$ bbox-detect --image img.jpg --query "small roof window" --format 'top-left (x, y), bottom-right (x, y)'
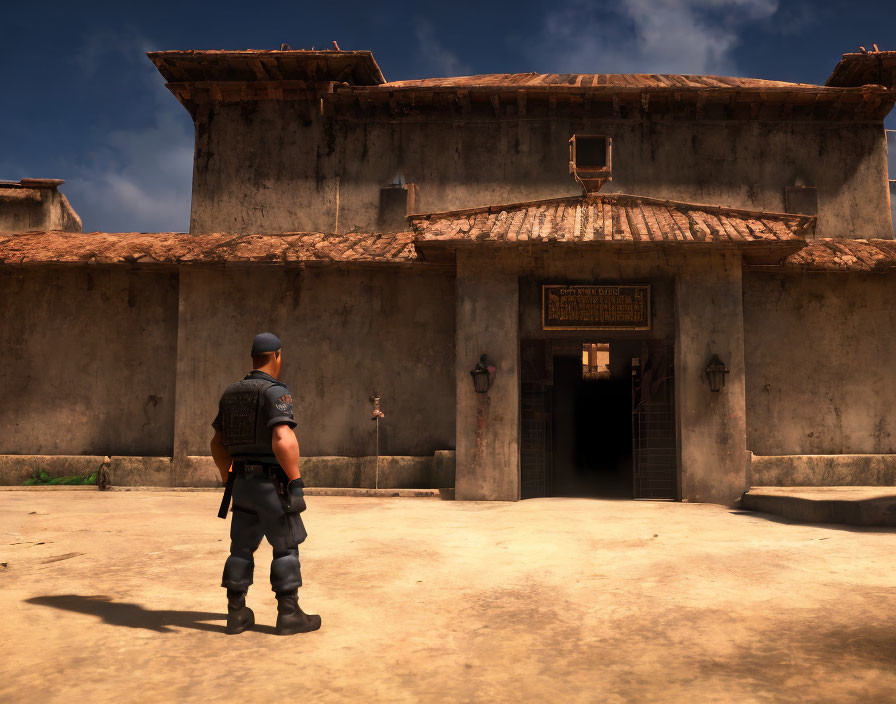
top-left (569, 135), bottom-right (612, 193)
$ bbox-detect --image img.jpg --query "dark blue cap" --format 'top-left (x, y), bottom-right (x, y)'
top-left (251, 332), bottom-right (282, 355)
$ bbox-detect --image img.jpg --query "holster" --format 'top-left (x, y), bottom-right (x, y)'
top-left (273, 466), bottom-right (290, 505)
top-left (274, 470), bottom-right (307, 545)
top-left (217, 472), bottom-right (235, 519)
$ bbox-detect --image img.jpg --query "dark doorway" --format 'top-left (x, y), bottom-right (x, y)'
top-left (550, 344), bottom-right (633, 498)
top-left (519, 339), bottom-right (677, 500)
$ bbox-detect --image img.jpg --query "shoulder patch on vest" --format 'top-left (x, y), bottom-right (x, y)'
top-left (275, 393), bottom-right (293, 415)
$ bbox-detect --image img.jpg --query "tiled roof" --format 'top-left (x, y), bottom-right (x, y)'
top-left (4, 228), bottom-right (894, 273)
top-left (149, 50), bottom-right (895, 120)
top-left (409, 194), bottom-right (814, 248)
top-left (783, 238), bottom-right (896, 271)
top-left (0, 232), bottom-right (417, 265)
top-left (382, 73), bottom-right (819, 91)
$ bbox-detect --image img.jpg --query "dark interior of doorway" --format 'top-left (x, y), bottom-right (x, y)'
top-left (520, 338), bottom-right (676, 500)
top-left (550, 341), bottom-right (639, 499)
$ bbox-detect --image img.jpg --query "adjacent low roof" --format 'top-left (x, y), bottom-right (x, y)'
top-left (826, 50), bottom-right (896, 88)
top-left (0, 232), bottom-right (417, 265)
top-left (409, 194), bottom-right (813, 256)
top-left (783, 238), bottom-right (896, 271)
top-left (8, 203), bottom-right (895, 273)
top-left (0, 179), bottom-right (66, 205)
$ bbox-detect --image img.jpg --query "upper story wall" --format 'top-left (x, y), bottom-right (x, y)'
top-left (188, 102), bottom-right (892, 238)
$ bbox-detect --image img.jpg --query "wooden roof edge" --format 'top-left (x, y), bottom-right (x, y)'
top-left (146, 49), bottom-right (386, 86)
top-left (147, 49), bottom-right (380, 58)
top-left (826, 50), bottom-right (896, 88)
top-left (343, 83), bottom-right (895, 97)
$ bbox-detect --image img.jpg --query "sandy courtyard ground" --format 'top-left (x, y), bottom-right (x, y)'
top-left (1, 490), bottom-right (895, 703)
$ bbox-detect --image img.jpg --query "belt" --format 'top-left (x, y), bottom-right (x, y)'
top-left (232, 459), bottom-right (283, 479)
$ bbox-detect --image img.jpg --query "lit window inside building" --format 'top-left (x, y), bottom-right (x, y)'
top-left (582, 343), bottom-right (610, 380)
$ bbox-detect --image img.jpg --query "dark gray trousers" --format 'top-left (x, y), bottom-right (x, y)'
top-left (221, 474), bottom-right (305, 594)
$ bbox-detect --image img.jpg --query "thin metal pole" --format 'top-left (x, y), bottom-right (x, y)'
top-left (375, 416), bottom-right (379, 490)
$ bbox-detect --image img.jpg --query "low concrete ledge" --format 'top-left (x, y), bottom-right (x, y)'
top-left (111, 457), bottom-right (173, 486)
top-left (0, 485), bottom-right (100, 491)
top-left (750, 454), bottom-right (896, 487)
top-left (299, 455), bottom-right (450, 489)
top-left (432, 451), bottom-right (456, 487)
top-left (0, 486), bottom-right (447, 498)
top-left (178, 455), bottom-right (455, 489)
top-left (181, 456), bottom-right (221, 487)
top-left (303, 488), bottom-right (443, 498)
top-left (0, 455), bottom-right (107, 485)
top-left (0, 455), bottom-right (174, 486)
top-left (0, 453), bottom-right (457, 489)
top-left (741, 486), bottom-right (896, 526)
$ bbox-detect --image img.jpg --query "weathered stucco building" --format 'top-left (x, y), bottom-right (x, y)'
top-left (0, 179), bottom-right (81, 235)
top-left (2, 47), bottom-right (896, 505)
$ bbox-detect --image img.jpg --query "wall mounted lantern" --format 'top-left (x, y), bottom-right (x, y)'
top-left (470, 354), bottom-right (497, 393)
top-left (704, 354), bottom-right (730, 392)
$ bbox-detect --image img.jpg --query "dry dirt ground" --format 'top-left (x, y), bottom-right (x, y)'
top-left (1, 491), bottom-right (895, 704)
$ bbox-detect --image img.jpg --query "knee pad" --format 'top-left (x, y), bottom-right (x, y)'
top-left (222, 555), bottom-right (255, 590)
top-left (270, 550), bottom-right (302, 592)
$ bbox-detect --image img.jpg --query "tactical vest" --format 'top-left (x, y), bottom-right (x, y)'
top-left (219, 377), bottom-right (287, 461)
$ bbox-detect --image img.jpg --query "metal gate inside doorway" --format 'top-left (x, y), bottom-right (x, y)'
top-left (631, 342), bottom-right (677, 500)
top-left (520, 340), bottom-right (552, 499)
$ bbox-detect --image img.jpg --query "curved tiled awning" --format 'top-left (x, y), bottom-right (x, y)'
top-left (409, 193), bottom-right (814, 248)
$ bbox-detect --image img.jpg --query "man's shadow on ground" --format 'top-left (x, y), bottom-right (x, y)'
top-left (25, 595), bottom-right (277, 635)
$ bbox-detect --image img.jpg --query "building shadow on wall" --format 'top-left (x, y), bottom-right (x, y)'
top-left (24, 594), bottom-right (276, 635)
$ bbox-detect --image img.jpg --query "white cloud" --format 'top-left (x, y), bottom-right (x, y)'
top-left (65, 103), bottom-right (193, 233)
top-left (63, 29), bottom-right (193, 233)
top-left (535, 0), bottom-right (780, 76)
top-left (412, 18), bottom-right (473, 78)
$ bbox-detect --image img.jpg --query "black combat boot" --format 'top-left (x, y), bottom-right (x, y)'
top-left (225, 589), bottom-right (255, 635)
top-left (275, 591), bottom-right (321, 635)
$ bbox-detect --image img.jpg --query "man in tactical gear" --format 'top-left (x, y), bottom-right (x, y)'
top-left (210, 332), bottom-right (322, 636)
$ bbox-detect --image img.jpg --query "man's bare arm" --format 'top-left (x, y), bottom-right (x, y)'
top-left (210, 430), bottom-right (233, 484)
top-left (272, 425), bottom-right (301, 481)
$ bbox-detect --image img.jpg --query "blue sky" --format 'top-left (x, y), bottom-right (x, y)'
top-left (1, 0), bottom-right (894, 233)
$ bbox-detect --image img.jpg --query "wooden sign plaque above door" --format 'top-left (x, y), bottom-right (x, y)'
top-left (542, 284), bottom-right (651, 331)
